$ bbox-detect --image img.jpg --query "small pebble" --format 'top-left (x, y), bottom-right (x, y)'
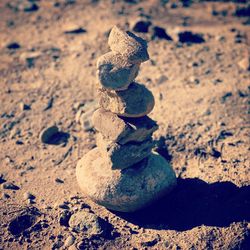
top-left (2, 182), bottom-right (20, 190)
top-left (19, 102), bottom-right (31, 111)
top-left (23, 192), bottom-right (35, 200)
top-left (55, 178), bottom-right (64, 184)
top-left (39, 125), bottom-right (59, 144)
top-left (3, 193), bottom-right (10, 199)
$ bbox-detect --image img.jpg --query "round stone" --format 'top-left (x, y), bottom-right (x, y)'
top-left (97, 51), bottom-right (140, 90)
top-left (99, 82), bottom-right (155, 118)
top-left (108, 25), bottom-right (149, 64)
top-left (76, 148), bottom-right (177, 212)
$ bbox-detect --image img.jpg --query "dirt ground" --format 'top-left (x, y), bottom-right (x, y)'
top-left (0, 0), bottom-right (250, 249)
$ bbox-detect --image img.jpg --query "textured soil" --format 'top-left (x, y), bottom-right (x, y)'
top-left (0, 0), bottom-right (249, 249)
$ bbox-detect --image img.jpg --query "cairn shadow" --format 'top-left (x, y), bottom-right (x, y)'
top-left (114, 178), bottom-right (250, 231)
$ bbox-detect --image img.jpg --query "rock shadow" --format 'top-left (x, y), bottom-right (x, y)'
top-left (47, 132), bottom-right (70, 145)
top-left (114, 178), bottom-right (250, 231)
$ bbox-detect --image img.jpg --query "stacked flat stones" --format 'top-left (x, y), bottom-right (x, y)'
top-left (76, 26), bottom-right (177, 212)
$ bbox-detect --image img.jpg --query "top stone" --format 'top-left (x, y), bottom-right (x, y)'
top-left (108, 26), bottom-right (149, 64)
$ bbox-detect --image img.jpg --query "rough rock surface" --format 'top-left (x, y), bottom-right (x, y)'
top-left (96, 134), bottom-right (154, 169)
top-left (99, 82), bottom-right (155, 117)
top-left (97, 51), bottom-right (140, 90)
top-left (76, 148), bottom-right (177, 212)
top-left (69, 210), bottom-right (109, 236)
top-left (92, 108), bottom-right (158, 144)
top-left (108, 26), bottom-right (149, 64)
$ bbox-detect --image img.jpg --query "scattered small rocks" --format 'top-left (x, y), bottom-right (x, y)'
top-left (69, 210), bottom-right (112, 237)
top-left (39, 125), bottom-right (59, 144)
top-left (151, 26), bottom-right (172, 41)
top-left (178, 31), bottom-right (205, 44)
top-left (2, 182), bottom-right (20, 190)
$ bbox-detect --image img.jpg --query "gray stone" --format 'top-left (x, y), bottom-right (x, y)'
top-left (92, 108), bottom-right (158, 144)
top-left (76, 148), bottom-right (177, 212)
top-left (97, 51), bottom-right (140, 90)
top-left (99, 82), bottom-right (155, 118)
top-left (75, 100), bottom-right (98, 131)
top-left (69, 211), bottom-right (110, 236)
top-left (108, 26), bottom-right (149, 64)
top-left (39, 125), bottom-right (59, 144)
top-left (96, 134), bottom-right (154, 169)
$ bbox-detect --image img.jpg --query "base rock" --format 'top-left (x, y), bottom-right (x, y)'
top-left (76, 148), bottom-right (177, 212)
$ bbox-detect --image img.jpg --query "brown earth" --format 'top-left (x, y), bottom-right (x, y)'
top-left (0, 0), bottom-right (249, 249)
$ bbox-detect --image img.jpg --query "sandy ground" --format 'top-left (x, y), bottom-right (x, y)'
top-left (0, 0), bottom-right (250, 249)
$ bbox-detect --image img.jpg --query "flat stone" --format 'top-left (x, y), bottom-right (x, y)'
top-left (96, 134), bottom-right (154, 169)
top-left (97, 51), bottom-right (140, 90)
top-left (99, 82), bottom-right (155, 118)
top-left (108, 25), bottom-right (149, 64)
top-left (76, 148), bottom-right (177, 212)
top-left (92, 108), bottom-right (158, 144)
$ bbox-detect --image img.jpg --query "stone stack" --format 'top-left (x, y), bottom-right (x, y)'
top-left (76, 26), bottom-right (177, 212)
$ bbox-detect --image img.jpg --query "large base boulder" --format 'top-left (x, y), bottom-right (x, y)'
top-left (76, 148), bottom-right (177, 212)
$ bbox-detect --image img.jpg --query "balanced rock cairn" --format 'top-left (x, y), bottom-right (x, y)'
top-left (76, 26), bottom-right (177, 212)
